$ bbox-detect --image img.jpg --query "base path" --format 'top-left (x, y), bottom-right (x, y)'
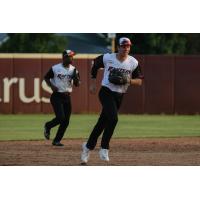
top-left (1, 137), bottom-right (200, 166)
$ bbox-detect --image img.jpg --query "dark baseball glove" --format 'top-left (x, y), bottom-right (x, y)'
top-left (72, 68), bottom-right (80, 87)
top-left (108, 68), bottom-right (130, 85)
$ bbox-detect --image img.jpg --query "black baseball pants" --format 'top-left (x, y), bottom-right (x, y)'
top-left (45, 92), bottom-right (71, 143)
top-left (86, 86), bottom-right (124, 150)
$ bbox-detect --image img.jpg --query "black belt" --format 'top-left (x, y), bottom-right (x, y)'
top-left (54, 91), bottom-right (70, 96)
top-left (101, 86), bottom-right (123, 96)
top-left (60, 92), bottom-right (70, 96)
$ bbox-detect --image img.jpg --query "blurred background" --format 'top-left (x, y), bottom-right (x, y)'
top-left (0, 33), bottom-right (200, 115)
top-left (1, 33), bottom-right (200, 54)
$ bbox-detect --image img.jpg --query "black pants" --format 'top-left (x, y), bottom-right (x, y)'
top-left (45, 92), bottom-right (71, 143)
top-left (87, 86), bottom-right (124, 150)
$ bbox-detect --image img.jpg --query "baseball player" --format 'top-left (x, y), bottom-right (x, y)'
top-left (43, 50), bottom-right (80, 146)
top-left (81, 37), bottom-right (144, 163)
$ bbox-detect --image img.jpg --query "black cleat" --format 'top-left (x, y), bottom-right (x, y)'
top-left (52, 141), bottom-right (64, 146)
top-left (44, 125), bottom-right (50, 140)
top-left (80, 162), bottom-right (87, 166)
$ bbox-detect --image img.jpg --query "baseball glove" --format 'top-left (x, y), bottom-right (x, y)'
top-left (108, 68), bottom-right (130, 85)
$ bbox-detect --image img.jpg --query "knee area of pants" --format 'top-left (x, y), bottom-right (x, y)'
top-left (109, 117), bottom-right (118, 124)
top-left (57, 117), bottom-right (68, 124)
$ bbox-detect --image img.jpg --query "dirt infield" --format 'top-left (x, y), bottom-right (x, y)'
top-left (1, 137), bottom-right (200, 166)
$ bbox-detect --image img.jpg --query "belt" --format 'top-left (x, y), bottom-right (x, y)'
top-left (61, 92), bottom-right (70, 96)
top-left (55, 91), bottom-right (71, 96)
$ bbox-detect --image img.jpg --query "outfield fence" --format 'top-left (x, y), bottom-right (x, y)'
top-left (0, 54), bottom-right (200, 114)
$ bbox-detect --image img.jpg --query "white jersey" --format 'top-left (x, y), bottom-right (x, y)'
top-left (102, 53), bottom-right (139, 93)
top-left (50, 63), bottom-right (76, 93)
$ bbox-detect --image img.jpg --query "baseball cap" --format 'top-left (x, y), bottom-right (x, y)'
top-left (119, 37), bottom-right (132, 46)
top-left (62, 49), bottom-right (75, 57)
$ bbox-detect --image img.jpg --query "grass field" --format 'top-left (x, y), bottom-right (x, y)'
top-left (0, 114), bottom-right (200, 141)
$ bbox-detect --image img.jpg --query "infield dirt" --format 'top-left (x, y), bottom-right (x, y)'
top-left (1, 137), bottom-right (200, 166)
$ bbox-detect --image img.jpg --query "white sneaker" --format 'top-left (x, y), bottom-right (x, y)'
top-left (81, 142), bottom-right (90, 163)
top-left (99, 148), bottom-right (109, 161)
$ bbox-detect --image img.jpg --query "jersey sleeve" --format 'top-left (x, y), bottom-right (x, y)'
top-left (131, 64), bottom-right (144, 79)
top-left (76, 69), bottom-right (80, 79)
top-left (73, 68), bottom-right (80, 86)
top-left (91, 55), bottom-right (104, 79)
top-left (74, 68), bottom-right (80, 81)
top-left (44, 68), bottom-right (54, 79)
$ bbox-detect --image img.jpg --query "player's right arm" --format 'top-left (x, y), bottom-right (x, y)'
top-left (90, 55), bottom-right (104, 94)
top-left (44, 68), bottom-right (58, 92)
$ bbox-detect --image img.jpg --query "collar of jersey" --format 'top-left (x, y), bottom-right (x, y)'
top-left (115, 53), bottom-right (128, 64)
top-left (61, 63), bottom-right (71, 70)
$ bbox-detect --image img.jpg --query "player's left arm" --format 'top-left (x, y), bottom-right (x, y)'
top-left (72, 68), bottom-right (80, 87)
top-left (130, 64), bottom-right (144, 86)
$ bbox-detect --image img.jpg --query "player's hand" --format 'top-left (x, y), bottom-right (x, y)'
top-left (89, 79), bottom-right (97, 94)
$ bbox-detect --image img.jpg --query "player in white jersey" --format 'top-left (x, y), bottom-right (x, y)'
top-left (43, 50), bottom-right (80, 146)
top-left (81, 37), bottom-right (144, 163)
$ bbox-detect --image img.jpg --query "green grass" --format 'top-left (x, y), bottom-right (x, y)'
top-left (0, 114), bottom-right (200, 141)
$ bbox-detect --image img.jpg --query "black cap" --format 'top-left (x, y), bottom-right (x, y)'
top-left (62, 49), bottom-right (75, 57)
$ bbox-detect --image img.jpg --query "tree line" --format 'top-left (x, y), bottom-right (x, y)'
top-left (117, 33), bottom-right (200, 55)
top-left (0, 33), bottom-right (200, 54)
